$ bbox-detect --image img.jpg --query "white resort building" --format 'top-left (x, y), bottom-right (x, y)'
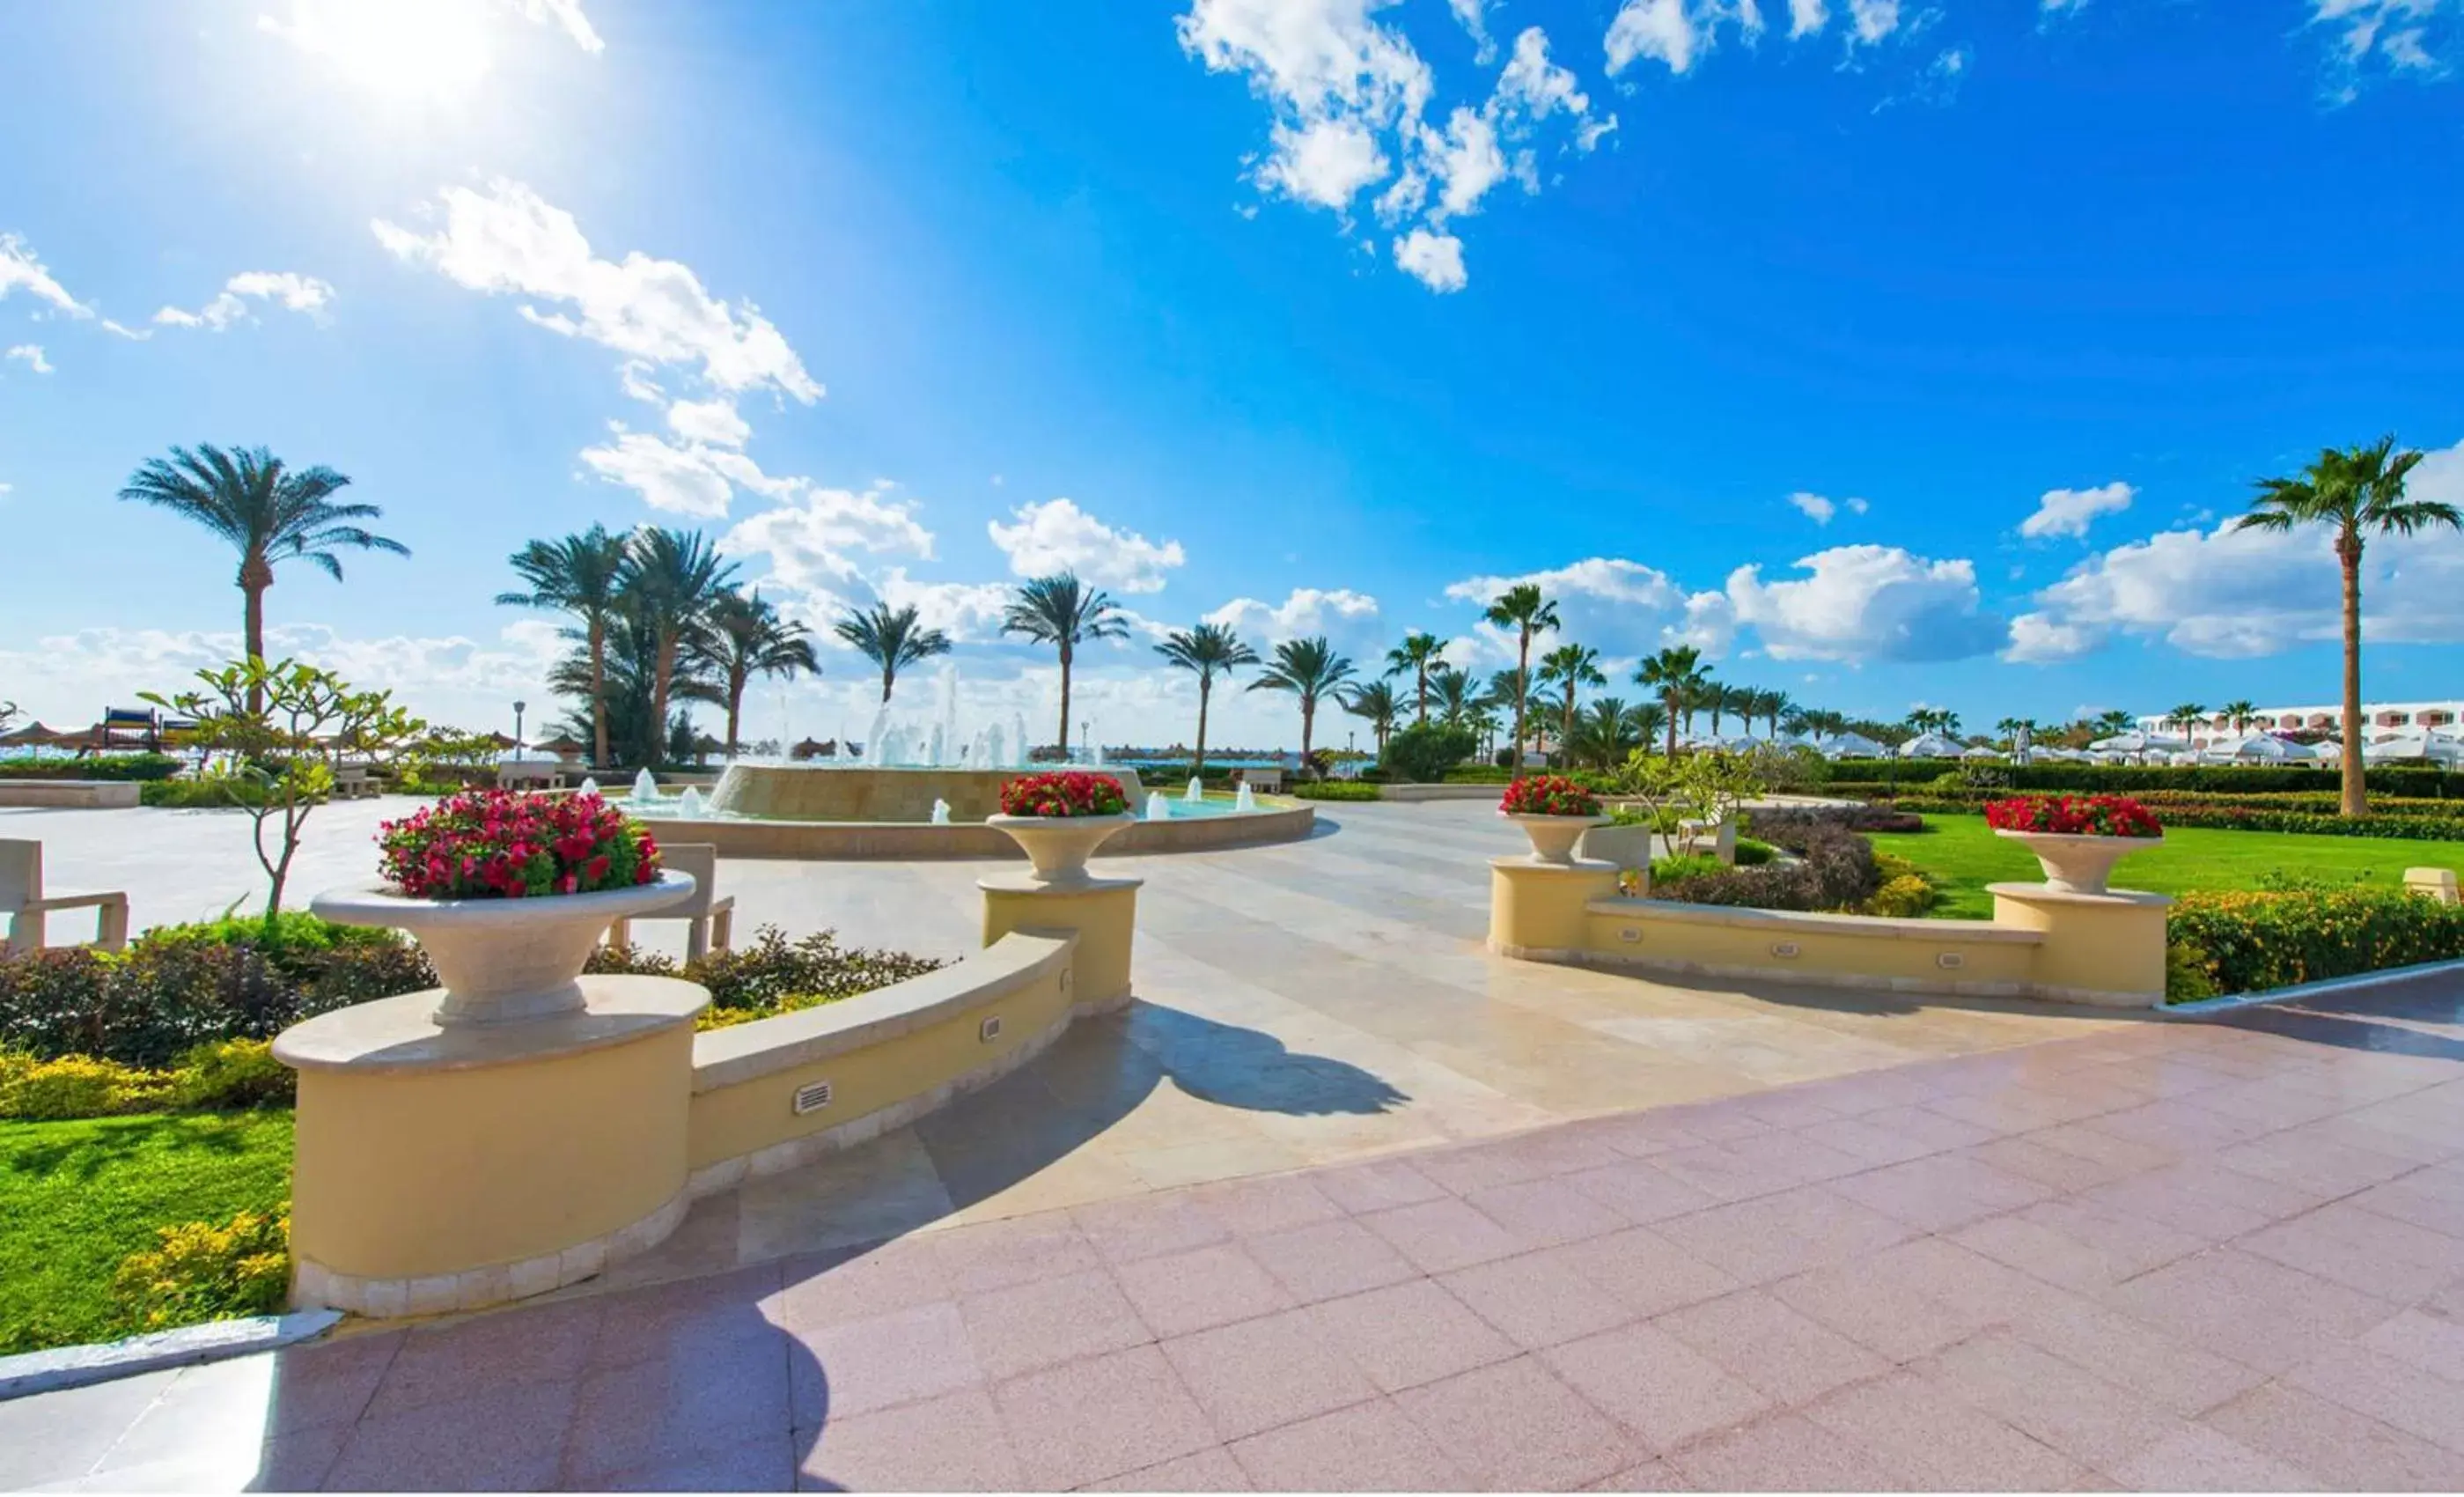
top-left (2137, 700), bottom-right (2464, 747)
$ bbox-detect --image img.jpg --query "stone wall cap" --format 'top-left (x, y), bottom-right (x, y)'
top-left (1985, 882), bottom-right (2172, 908)
top-left (690, 930), bottom-right (1075, 1092)
top-left (274, 974), bottom-right (708, 1073)
top-left (976, 872), bottom-right (1145, 894)
top-left (1585, 896), bottom-right (2048, 943)
top-left (1492, 856), bottom-right (1619, 875)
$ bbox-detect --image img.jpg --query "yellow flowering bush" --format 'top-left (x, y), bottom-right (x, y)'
top-left (2167, 885), bottom-right (2464, 999)
top-left (108, 1208), bottom-right (291, 1331)
top-left (0, 1051), bottom-right (173, 1119)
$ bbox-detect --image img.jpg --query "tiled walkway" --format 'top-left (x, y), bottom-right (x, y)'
top-left (11, 973), bottom-right (2464, 1491)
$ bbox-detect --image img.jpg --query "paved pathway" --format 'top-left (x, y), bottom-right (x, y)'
top-left (10, 971), bottom-right (2464, 1491)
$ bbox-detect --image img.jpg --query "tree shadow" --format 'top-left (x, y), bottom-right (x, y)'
top-left (2, 1110), bottom-right (277, 1182)
top-left (2200, 969), bottom-right (2464, 1062)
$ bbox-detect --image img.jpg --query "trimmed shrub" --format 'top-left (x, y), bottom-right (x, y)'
top-left (1733, 837), bottom-right (1776, 866)
top-left (1291, 780), bottom-right (1379, 801)
top-left (1382, 723), bottom-right (1479, 784)
top-left (1651, 816), bottom-right (1881, 913)
top-left (168, 1040), bottom-right (294, 1110)
top-left (1892, 797), bottom-right (2464, 843)
top-left (1441, 765), bottom-right (1515, 784)
top-left (589, 925), bottom-right (946, 1022)
top-left (2166, 942), bottom-right (2220, 1004)
top-left (108, 1208), bottom-right (291, 1333)
top-left (0, 754), bottom-right (182, 782)
top-left (2166, 886), bottom-right (2464, 997)
top-left (1862, 874), bottom-right (1941, 918)
top-left (0, 1051), bottom-right (173, 1119)
top-left (1648, 853), bottom-right (1725, 887)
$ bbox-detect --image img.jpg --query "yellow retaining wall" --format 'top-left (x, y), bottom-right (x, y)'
top-left (1488, 855), bottom-right (2166, 1007)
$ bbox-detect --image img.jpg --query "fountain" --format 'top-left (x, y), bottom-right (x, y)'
top-left (1184, 776), bottom-right (1203, 803)
top-left (931, 799), bottom-right (952, 825)
top-left (577, 776), bottom-right (600, 797)
top-left (1145, 791), bottom-right (1170, 822)
top-left (1234, 784), bottom-right (1257, 812)
top-left (631, 768), bottom-right (660, 804)
top-left (677, 786), bottom-right (705, 819)
top-left (1012, 712), bottom-right (1029, 768)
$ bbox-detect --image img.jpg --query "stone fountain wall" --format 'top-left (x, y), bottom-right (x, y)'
top-left (702, 763), bottom-right (1141, 822)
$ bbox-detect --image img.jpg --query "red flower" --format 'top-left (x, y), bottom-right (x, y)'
top-left (1000, 771), bottom-right (1129, 817)
top-left (1499, 775), bottom-right (1601, 818)
top-left (1984, 794), bottom-right (2161, 837)
top-left (379, 789), bottom-right (661, 900)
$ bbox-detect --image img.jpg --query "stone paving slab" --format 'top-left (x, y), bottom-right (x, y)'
top-left (11, 974), bottom-right (2464, 1492)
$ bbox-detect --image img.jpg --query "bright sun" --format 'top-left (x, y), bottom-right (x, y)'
top-left (259, 0), bottom-right (499, 101)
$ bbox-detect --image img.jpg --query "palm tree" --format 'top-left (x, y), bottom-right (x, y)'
top-left (119, 444), bottom-right (409, 706)
top-left (1486, 668), bottom-right (1532, 754)
top-left (2167, 701), bottom-right (2209, 748)
top-left (1155, 622), bottom-right (1258, 775)
top-left (1534, 643), bottom-right (1605, 766)
top-left (2095, 708), bottom-right (2137, 740)
top-left (1753, 689), bottom-right (1793, 740)
top-left (1342, 679), bottom-right (1401, 755)
top-left (834, 602), bottom-right (953, 704)
top-left (619, 527), bottom-right (739, 757)
top-left (1482, 585), bottom-right (1560, 778)
top-left (1002, 573), bottom-right (1129, 757)
top-left (1630, 701), bottom-right (1668, 756)
top-left (1567, 697), bottom-right (1649, 770)
top-left (497, 526), bottom-right (631, 767)
top-left (1429, 667), bottom-right (1481, 728)
top-left (685, 590), bottom-right (820, 756)
top-left (1384, 632), bottom-right (1452, 726)
top-left (1634, 645), bottom-right (1706, 757)
top-left (2218, 699), bottom-right (2258, 736)
top-left (1247, 636), bottom-right (1356, 763)
top-left (2239, 436), bottom-right (2460, 814)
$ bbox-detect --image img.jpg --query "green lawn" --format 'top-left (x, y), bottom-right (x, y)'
top-left (0, 1111), bottom-right (293, 1355)
top-left (1867, 813), bottom-right (2464, 920)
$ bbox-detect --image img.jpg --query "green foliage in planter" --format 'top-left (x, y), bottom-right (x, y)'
top-left (589, 925), bottom-right (946, 1024)
top-left (1733, 837), bottom-right (1776, 866)
top-left (1292, 780), bottom-right (1380, 800)
top-left (0, 754), bottom-right (183, 782)
top-left (140, 773), bottom-right (268, 808)
top-left (2166, 883), bottom-right (2464, 998)
top-left (1648, 853), bottom-right (1725, 887)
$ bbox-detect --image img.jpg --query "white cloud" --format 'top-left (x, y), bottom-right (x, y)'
top-left (2311, 0), bottom-right (2454, 82)
top-left (0, 233), bottom-right (90, 318)
top-left (1786, 491), bottom-right (1867, 525)
top-left (2019, 480), bottom-right (2134, 541)
top-left (5, 343), bottom-right (52, 374)
top-left (0, 620), bottom-right (567, 734)
top-left (373, 179), bottom-right (821, 402)
top-left (1179, 0), bottom-right (1606, 293)
top-left (2002, 611), bottom-right (2101, 664)
top-left (1605, 0), bottom-right (1764, 76)
top-left (2012, 447), bottom-right (2464, 661)
top-left (1789, 0), bottom-right (1828, 37)
top-left (577, 429), bottom-right (737, 517)
top-left (1394, 228), bottom-right (1467, 291)
top-left (260, 0), bottom-right (600, 100)
top-left (1441, 556), bottom-right (1710, 668)
top-left (1449, 0), bottom-right (1497, 61)
top-left (987, 498), bottom-right (1187, 594)
top-left (153, 270), bottom-right (335, 331)
top-left (666, 396), bottom-right (750, 447)
top-left (518, 0), bottom-right (603, 53)
top-left (718, 481), bottom-right (938, 605)
top-left (1849, 0), bottom-right (1902, 43)
top-left (1206, 586), bottom-right (1383, 654)
top-left (1722, 544), bottom-right (2005, 662)
top-left (1259, 118), bottom-right (1391, 211)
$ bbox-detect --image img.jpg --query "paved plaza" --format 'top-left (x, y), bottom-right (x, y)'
top-left (4, 800), bottom-right (2463, 1489)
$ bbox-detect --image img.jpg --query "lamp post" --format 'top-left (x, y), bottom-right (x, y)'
top-left (1081, 719), bottom-right (1091, 764)
top-left (513, 700), bottom-right (526, 754)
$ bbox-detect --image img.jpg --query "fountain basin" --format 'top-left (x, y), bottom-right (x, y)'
top-left (704, 763), bottom-right (1139, 823)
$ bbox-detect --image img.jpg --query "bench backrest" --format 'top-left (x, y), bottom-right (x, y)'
top-left (651, 843), bottom-right (719, 918)
top-left (0, 840), bottom-right (39, 911)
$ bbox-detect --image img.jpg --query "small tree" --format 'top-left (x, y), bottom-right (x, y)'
top-left (146, 658), bottom-right (423, 923)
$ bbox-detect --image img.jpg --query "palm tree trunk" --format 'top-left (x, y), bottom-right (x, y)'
top-left (880, 666), bottom-right (894, 704)
top-left (1195, 676), bottom-right (1211, 777)
top-left (1416, 667), bottom-right (1429, 726)
top-left (1056, 643), bottom-right (1073, 762)
top-left (2341, 539), bottom-right (2367, 816)
top-left (239, 557), bottom-right (270, 713)
top-left (1301, 698), bottom-right (1315, 763)
top-left (588, 617), bottom-right (610, 769)
top-left (1511, 630), bottom-right (1531, 779)
top-left (1666, 695), bottom-right (1679, 757)
top-left (724, 676), bottom-right (744, 757)
top-left (652, 632), bottom-right (677, 763)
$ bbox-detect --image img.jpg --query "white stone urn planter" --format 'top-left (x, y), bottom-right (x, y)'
top-left (1505, 813), bottom-right (1610, 866)
top-left (310, 873), bottom-right (696, 1026)
top-left (987, 813), bottom-right (1136, 885)
top-left (1993, 830), bottom-right (2162, 896)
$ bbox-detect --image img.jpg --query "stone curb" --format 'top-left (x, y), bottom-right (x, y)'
top-left (0, 1309), bottom-right (342, 1402)
top-left (2156, 954), bottom-right (2464, 1017)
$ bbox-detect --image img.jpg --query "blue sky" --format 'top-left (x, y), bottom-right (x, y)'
top-left (3, 0), bottom-right (2461, 750)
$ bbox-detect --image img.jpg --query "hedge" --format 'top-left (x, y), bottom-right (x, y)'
top-left (0, 755), bottom-right (183, 782)
top-left (2169, 886), bottom-right (2464, 998)
top-left (1291, 781), bottom-right (1380, 801)
top-left (1849, 785), bottom-right (2464, 820)
top-left (1889, 797), bottom-right (2464, 843)
top-left (1836, 762), bottom-right (2464, 798)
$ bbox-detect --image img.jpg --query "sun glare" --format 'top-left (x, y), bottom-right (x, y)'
top-left (259, 0), bottom-right (498, 101)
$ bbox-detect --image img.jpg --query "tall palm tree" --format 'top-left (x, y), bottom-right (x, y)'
top-left (1482, 584), bottom-right (1560, 777)
top-left (119, 444), bottom-right (409, 707)
top-left (1534, 643), bottom-right (1605, 765)
top-left (1155, 622), bottom-right (1258, 775)
top-left (1630, 701), bottom-right (1668, 757)
top-left (1634, 645), bottom-right (1706, 757)
top-left (2095, 708), bottom-right (2137, 740)
top-left (1429, 667), bottom-right (1481, 729)
top-left (685, 590), bottom-right (820, 756)
top-left (1567, 697), bottom-right (1648, 770)
top-left (1247, 636), bottom-right (1356, 763)
top-left (497, 525), bottom-right (631, 767)
top-left (2166, 702), bottom-right (2209, 748)
top-left (2239, 436), bottom-right (2459, 814)
top-left (619, 527), bottom-right (739, 756)
top-left (1341, 679), bottom-right (1401, 756)
top-left (834, 602), bottom-right (953, 704)
top-left (2218, 699), bottom-right (2259, 736)
top-left (1384, 632), bottom-right (1452, 726)
top-left (1002, 572), bottom-right (1128, 757)
top-left (1753, 689), bottom-right (1792, 740)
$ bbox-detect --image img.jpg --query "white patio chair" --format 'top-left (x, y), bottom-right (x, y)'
top-left (604, 843), bottom-right (735, 962)
top-left (0, 839), bottom-right (130, 955)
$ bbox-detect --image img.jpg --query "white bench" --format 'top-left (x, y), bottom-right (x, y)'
top-left (1, 839), bottom-right (129, 955)
top-left (1241, 767), bottom-right (1285, 793)
top-left (606, 843), bottom-right (737, 962)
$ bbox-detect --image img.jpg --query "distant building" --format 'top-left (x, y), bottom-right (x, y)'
top-left (2137, 701), bottom-right (2463, 748)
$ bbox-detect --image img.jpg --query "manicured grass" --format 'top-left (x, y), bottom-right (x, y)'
top-left (0, 1111), bottom-right (293, 1355)
top-left (1868, 813), bottom-right (2464, 920)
